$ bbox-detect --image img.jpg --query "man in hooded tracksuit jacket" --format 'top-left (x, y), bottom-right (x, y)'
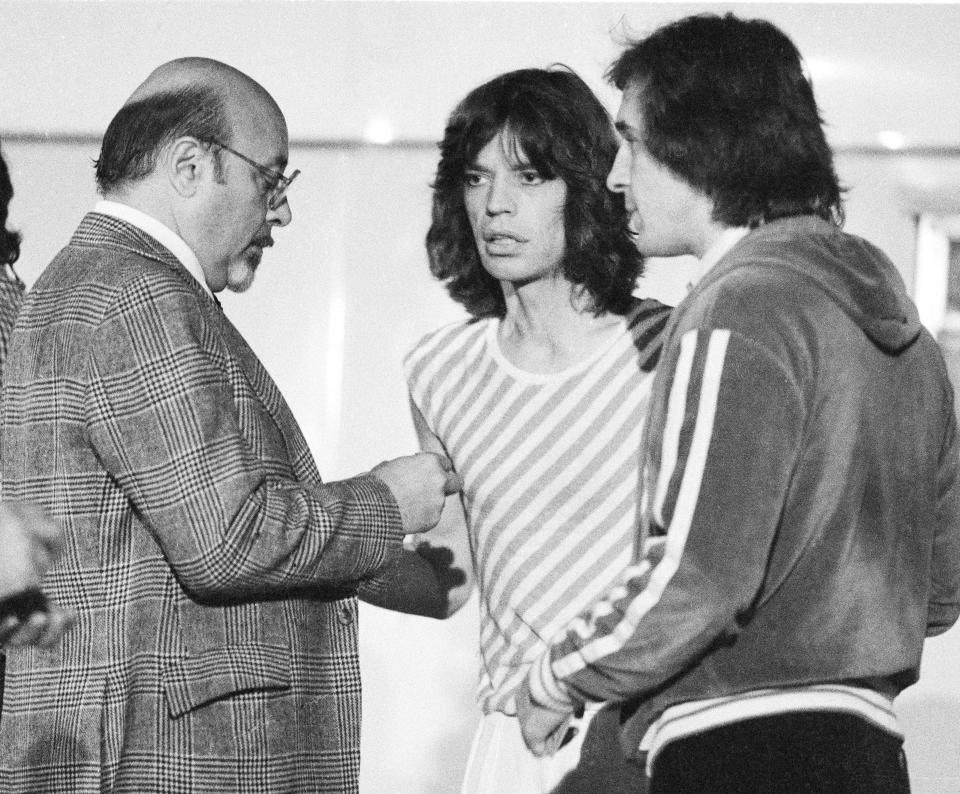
top-left (523, 215), bottom-right (960, 785)
top-left (516, 14), bottom-right (960, 794)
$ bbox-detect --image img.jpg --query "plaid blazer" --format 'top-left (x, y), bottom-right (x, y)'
top-left (0, 213), bottom-right (404, 793)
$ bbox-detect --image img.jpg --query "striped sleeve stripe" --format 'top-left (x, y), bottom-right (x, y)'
top-left (565, 561), bottom-right (653, 640)
top-left (551, 329), bottom-right (731, 676)
top-left (657, 330), bottom-right (730, 550)
top-left (652, 331), bottom-right (699, 527)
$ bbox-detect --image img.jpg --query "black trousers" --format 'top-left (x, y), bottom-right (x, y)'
top-left (650, 712), bottom-right (910, 793)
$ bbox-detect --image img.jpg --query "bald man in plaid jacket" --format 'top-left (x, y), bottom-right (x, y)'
top-left (0, 59), bottom-right (457, 793)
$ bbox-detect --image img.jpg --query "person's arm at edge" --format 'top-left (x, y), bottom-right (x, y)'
top-left (0, 502), bottom-right (76, 648)
top-left (927, 383), bottom-right (960, 636)
top-left (359, 397), bottom-right (475, 619)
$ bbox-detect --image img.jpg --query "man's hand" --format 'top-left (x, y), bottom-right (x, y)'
top-left (370, 452), bottom-right (462, 534)
top-left (516, 678), bottom-right (577, 758)
top-left (0, 501), bottom-right (76, 647)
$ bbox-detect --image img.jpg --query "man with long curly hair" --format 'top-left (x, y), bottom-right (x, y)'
top-left (361, 67), bottom-right (670, 792)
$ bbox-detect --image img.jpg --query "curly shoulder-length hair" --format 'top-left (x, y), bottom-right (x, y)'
top-left (608, 13), bottom-right (843, 228)
top-left (427, 67), bottom-right (643, 319)
top-left (1, 148), bottom-right (22, 267)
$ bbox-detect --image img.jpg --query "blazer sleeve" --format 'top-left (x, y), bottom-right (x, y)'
top-left (83, 273), bottom-right (404, 600)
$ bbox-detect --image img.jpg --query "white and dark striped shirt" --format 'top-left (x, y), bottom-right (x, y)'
top-left (404, 299), bottom-right (670, 713)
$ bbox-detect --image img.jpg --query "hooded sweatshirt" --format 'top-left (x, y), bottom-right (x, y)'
top-left (526, 215), bottom-right (960, 760)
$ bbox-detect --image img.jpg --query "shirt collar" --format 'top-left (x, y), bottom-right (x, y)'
top-left (94, 200), bottom-right (212, 296)
top-left (689, 226), bottom-right (751, 291)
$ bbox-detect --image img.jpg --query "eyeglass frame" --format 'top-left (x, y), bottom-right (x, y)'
top-left (205, 138), bottom-right (300, 210)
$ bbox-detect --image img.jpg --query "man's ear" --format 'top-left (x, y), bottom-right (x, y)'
top-left (166, 137), bottom-right (209, 198)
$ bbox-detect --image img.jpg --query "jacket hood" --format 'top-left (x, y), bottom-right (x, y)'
top-left (726, 216), bottom-right (922, 355)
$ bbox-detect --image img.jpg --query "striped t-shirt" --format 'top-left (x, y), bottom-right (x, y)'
top-left (404, 298), bottom-right (670, 714)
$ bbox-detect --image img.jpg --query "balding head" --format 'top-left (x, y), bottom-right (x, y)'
top-left (128, 58), bottom-right (284, 134)
top-left (95, 57), bottom-right (286, 195)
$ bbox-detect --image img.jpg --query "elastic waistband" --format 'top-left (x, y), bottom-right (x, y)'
top-left (638, 685), bottom-right (900, 775)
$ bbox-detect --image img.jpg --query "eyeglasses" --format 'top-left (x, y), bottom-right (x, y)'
top-left (206, 138), bottom-right (300, 210)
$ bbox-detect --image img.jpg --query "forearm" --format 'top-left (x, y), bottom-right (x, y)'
top-left (369, 398), bottom-right (475, 617)
top-left (358, 546), bottom-right (459, 619)
top-left (530, 549), bottom-right (744, 709)
top-left (359, 512), bottom-right (475, 619)
top-left (531, 329), bottom-right (805, 707)
top-left (165, 473), bottom-right (406, 600)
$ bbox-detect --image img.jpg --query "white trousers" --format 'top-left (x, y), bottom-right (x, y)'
top-left (460, 708), bottom-right (600, 794)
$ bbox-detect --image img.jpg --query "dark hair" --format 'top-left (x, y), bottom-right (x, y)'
top-left (0, 147), bottom-right (22, 267)
top-left (95, 85), bottom-right (230, 194)
top-left (608, 13), bottom-right (843, 227)
top-left (427, 67), bottom-right (643, 319)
